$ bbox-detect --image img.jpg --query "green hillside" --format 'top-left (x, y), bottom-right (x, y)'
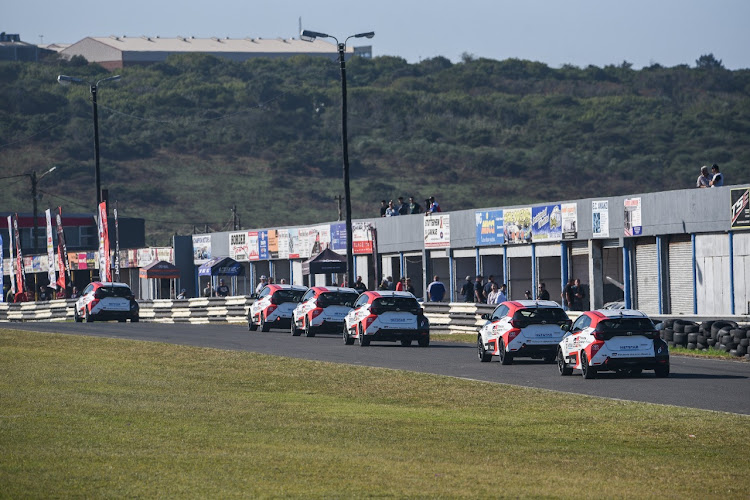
top-left (1, 53), bottom-right (748, 244)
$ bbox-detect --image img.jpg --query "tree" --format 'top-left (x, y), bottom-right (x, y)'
top-left (696, 53), bottom-right (723, 70)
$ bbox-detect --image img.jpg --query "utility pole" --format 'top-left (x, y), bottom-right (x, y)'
top-left (334, 195), bottom-right (343, 221)
top-left (31, 171), bottom-right (38, 253)
top-left (232, 204), bottom-right (238, 230)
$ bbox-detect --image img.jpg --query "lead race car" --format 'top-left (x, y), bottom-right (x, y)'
top-left (557, 309), bottom-right (670, 379)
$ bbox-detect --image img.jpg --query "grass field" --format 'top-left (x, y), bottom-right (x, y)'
top-left (1, 328), bottom-right (748, 498)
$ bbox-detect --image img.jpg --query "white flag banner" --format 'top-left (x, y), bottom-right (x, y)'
top-left (45, 209), bottom-right (57, 289)
top-left (7, 215), bottom-right (15, 295)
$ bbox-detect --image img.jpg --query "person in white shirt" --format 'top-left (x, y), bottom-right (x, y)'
top-left (255, 275), bottom-right (268, 294)
top-left (487, 283), bottom-right (508, 304)
top-left (709, 164), bottom-right (724, 187)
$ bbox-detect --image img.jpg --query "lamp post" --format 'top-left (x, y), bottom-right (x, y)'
top-left (57, 74), bottom-right (121, 208)
top-left (301, 29), bottom-right (374, 286)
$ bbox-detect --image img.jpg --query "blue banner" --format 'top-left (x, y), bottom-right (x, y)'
top-left (475, 210), bottom-right (504, 246)
top-left (258, 230), bottom-right (269, 260)
top-left (330, 222), bottom-right (347, 251)
top-left (531, 204), bottom-right (562, 242)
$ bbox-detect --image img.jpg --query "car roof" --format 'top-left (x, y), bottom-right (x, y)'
top-left (367, 290), bottom-right (416, 299)
top-left (311, 286), bottom-right (358, 294)
top-left (588, 309), bottom-right (650, 320)
top-left (504, 300), bottom-right (563, 309)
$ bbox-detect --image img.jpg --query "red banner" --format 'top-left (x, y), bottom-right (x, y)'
top-left (55, 207), bottom-right (70, 289)
top-left (97, 202), bottom-right (111, 281)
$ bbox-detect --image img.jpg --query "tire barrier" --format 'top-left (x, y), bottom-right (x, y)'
top-left (659, 318), bottom-right (749, 359)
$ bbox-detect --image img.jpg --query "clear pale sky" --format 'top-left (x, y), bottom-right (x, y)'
top-left (6, 0), bottom-right (750, 69)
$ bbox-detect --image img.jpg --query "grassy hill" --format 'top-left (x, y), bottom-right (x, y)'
top-left (1, 53), bottom-right (748, 244)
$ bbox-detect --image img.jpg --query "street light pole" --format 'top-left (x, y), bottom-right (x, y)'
top-left (300, 29), bottom-right (374, 287)
top-left (57, 74), bottom-right (120, 208)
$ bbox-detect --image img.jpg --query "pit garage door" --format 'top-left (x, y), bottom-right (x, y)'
top-left (635, 239), bottom-right (658, 314)
top-left (668, 236), bottom-right (693, 314)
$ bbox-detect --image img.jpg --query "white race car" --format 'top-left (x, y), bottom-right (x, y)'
top-left (557, 309), bottom-right (670, 379)
top-left (74, 281), bottom-right (139, 323)
top-left (343, 291), bottom-right (429, 346)
top-left (291, 286), bottom-right (359, 337)
top-left (248, 284), bottom-right (307, 332)
top-left (477, 300), bottom-right (570, 365)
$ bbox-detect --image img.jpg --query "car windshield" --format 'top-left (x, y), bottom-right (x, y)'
top-left (274, 289), bottom-right (306, 303)
top-left (513, 307), bottom-right (569, 325)
top-left (318, 292), bottom-right (358, 307)
top-left (373, 297), bottom-right (419, 313)
top-left (598, 318), bottom-right (655, 332)
top-left (98, 286), bottom-right (132, 298)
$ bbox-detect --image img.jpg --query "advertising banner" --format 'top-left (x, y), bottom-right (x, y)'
top-left (0, 234), bottom-right (3, 301)
top-left (13, 214), bottom-right (25, 293)
top-left (114, 205), bottom-right (120, 282)
top-left (137, 248), bottom-right (155, 267)
top-left (624, 197), bottom-right (642, 236)
top-left (229, 231), bottom-right (250, 261)
top-left (7, 216), bottom-right (15, 295)
top-left (592, 200), bottom-right (610, 238)
top-left (247, 231), bottom-right (260, 261)
top-left (330, 222), bottom-right (347, 252)
top-left (298, 227), bottom-right (313, 259)
top-left (288, 228), bottom-right (301, 259)
top-left (277, 229), bottom-right (290, 259)
top-left (475, 210), bottom-right (504, 246)
top-left (424, 214), bottom-right (450, 249)
top-left (192, 235), bottom-right (212, 264)
top-left (531, 204), bottom-right (562, 242)
top-left (730, 187), bottom-right (750, 230)
top-left (561, 203), bottom-right (578, 240)
top-left (155, 247), bottom-right (174, 263)
top-left (301, 225), bottom-right (331, 257)
top-left (353, 222), bottom-right (374, 254)
top-left (55, 208), bottom-right (70, 289)
top-left (503, 207), bottom-right (532, 244)
top-left (97, 202), bottom-right (111, 281)
top-left (45, 209), bottom-right (56, 289)
top-left (258, 230), bottom-right (269, 260)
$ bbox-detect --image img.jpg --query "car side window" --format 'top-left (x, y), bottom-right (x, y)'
top-left (83, 284), bottom-right (94, 295)
top-left (258, 287), bottom-right (270, 298)
top-left (354, 295), bottom-right (368, 308)
top-left (571, 315), bottom-right (590, 332)
top-left (492, 305), bottom-right (509, 320)
top-left (302, 290), bottom-right (314, 302)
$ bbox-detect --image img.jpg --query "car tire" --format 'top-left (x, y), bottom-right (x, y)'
top-left (498, 339), bottom-right (513, 365)
top-left (400, 339), bottom-right (412, 347)
top-left (85, 307), bottom-right (94, 323)
top-left (260, 314), bottom-right (270, 332)
top-left (343, 325), bottom-right (354, 345)
top-left (304, 319), bottom-right (315, 337)
top-left (654, 365), bottom-right (670, 378)
top-left (629, 368), bottom-right (643, 377)
top-left (358, 325), bottom-right (370, 346)
top-left (291, 319), bottom-right (301, 336)
top-left (418, 336), bottom-right (430, 347)
top-left (477, 335), bottom-right (492, 362)
top-left (131, 316), bottom-right (139, 323)
top-left (74, 308), bottom-right (82, 323)
top-left (581, 352), bottom-right (596, 379)
top-left (558, 348), bottom-right (573, 376)
top-left (248, 315), bottom-right (258, 331)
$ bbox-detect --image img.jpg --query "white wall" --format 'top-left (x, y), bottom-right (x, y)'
top-left (696, 234), bottom-right (731, 315)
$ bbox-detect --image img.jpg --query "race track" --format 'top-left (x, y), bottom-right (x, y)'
top-left (5, 321), bottom-right (750, 415)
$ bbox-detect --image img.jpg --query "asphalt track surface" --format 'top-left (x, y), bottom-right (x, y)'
top-left (6, 321), bottom-right (750, 415)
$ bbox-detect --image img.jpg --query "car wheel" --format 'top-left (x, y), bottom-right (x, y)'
top-left (477, 335), bottom-right (492, 362)
top-left (74, 307), bottom-right (82, 323)
top-left (581, 352), bottom-right (596, 379)
top-left (558, 348), bottom-right (573, 376)
top-left (400, 339), bottom-right (412, 347)
top-left (498, 339), bottom-right (512, 365)
top-left (418, 335), bottom-right (430, 347)
top-left (248, 314), bottom-right (258, 331)
top-left (358, 325), bottom-right (370, 346)
top-left (131, 316), bottom-right (139, 323)
top-left (654, 365), bottom-right (670, 378)
top-left (343, 325), bottom-right (355, 345)
top-left (260, 314), bottom-right (270, 332)
top-left (291, 319), bottom-right (301, 336)
top-left (85, 307), bottom-right (94, 323)
top-left (629, 368), bottom-right (643, 377)
top-left (304, 319), bottom-right (315, 337)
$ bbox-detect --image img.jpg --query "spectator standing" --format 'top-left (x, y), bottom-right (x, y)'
top-left (408, 196), bottom-right (422, 214)
top-left (397, 196), bottom-right (409, 215)
top-left (425, 196), bottom-right (441, 214)
top-left (405, 277), bottom-right (416, 295)
top-left (203, 281), bottom-right (213, 297)
top-left (460, 276), bottom-right (474, 302)
top-left (177, 289), bottom-right (187, 299)
top-left (497, 284), bottom-right (508, 303)
top-left (474, 275), bottom-right (486, 303)
top-left (215, 279), bottom-right (230, 297)
top-left (483, 275), bottom-right (497, 298)
top-left (696, 166), bottom-right (711, 188)
top-left (70, 287), bottom-right (79, 299)
top-left (524, 290), bottom-right (532, 300)
top-left (486, 283), bottom-right (501, 304)
top-left (38, 286), bottom-right (51, 301)
top-left (562, 279), bottom-right (574, 310)
top-left (395, 276), bottom-right (405, 292)
top-left (572, 278), bottom-right (586, 311)
top-left (386, 276), bottom-right (394, 290)
top-left (385, 200), bottom-right (400, 217)
top-left (380, 200), bottom-right (388, 217)
top-left (427, 275), bottom-right (446, 302)
top-left (710, 164), bottom-right (723, 187)
top-left (255, 275), bottom-right (268, 294)
top-left (378, 279), bottom-right (390, 291)
top-left (353, 276), bottom-right (368, 293)
top-left (538, 283), bottom-right (550, 301)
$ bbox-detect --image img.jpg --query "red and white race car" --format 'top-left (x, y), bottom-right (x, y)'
top-left (74, 281), bottom-right (140, 323)
top-left (248, 284), bottom-right (307, 332)
top-left (343, 290), bottom-right (430, 346)
top-left (477, 300), bottom-right (570, 365)
top-left (557, 309), bottom-right (670, 379)
top-left (291, 286), bottom-right (359, 337)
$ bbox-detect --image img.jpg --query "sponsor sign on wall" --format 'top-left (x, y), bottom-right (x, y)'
top-left (277, 229), bottom-right (290, 260)
top-left (192, 235), bottom-right (211, 264)
top-left (531, 204), bottom-right (562, 242)
top-left (229, 231), bottom-right (250, 261)
top-left (353, 222), bottom-right (374, 254)
top-left (592, 200), bottom-right (610, 238)
top-left (424, 214), bottom-right (450, 249)
top-left (330, 222), bottom-right (347, 253)
top-left (730, 187), bottom-right (750, 230)
top-left (561, 203), bottom-right (578, 240)
top-left (475, 210), bottom-right (504, 246)
top-left (624, 197), bottom-right (642, 236)
top-left (288, 228), bottom-right (300, 259)
top-left (504, 207), bottom-right (532, 244)
top-left (258, 230), bottom-right (269, 260)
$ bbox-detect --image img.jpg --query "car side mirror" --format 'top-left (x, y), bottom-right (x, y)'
top-left (560, 324), bottom-right (570, 332)
top-left (250, 293), bottom-right (258, 299)
top-left (481, 313), bottom-right (490, 320)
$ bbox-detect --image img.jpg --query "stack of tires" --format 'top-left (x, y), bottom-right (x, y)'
top-left (660, 319), bottom-right (749, 358)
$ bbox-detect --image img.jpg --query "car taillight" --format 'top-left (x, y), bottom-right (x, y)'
top-left (311, 308), bottom-right (323, 318)
top-left (365, 315), bottom-right (377, 328)
top-left (266, 304), bottom-right (278, 315)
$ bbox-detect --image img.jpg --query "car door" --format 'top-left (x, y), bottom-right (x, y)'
top-left (565, 314), bottom-right (591, 353)
top-left (252, 286), bottom-right (271, 320)
top-left (481, 304), bottom-right (508, 342)
top-left (347, 295), bottom-right (370, 332)
top-left (294, 289), bottom-right (315, 325)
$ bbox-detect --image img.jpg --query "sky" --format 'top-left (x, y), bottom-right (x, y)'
top-left (5, 0), bottom-right (750, 69)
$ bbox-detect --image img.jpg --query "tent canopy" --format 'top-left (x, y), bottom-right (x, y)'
top-left (302, 248), bottom-right (347, 276)
top-left (198, 257), bottom-right (244, 277)
top-left (139, 260), bottom-right (180, 279)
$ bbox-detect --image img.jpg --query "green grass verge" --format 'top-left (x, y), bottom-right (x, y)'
top-left (1, 328), bottom-right (748, 498)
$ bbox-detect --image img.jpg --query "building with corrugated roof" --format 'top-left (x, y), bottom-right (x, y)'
top-left (0, 33), bottom-right (55, 62)
top-left (60, 35), bottom-right (371, 70)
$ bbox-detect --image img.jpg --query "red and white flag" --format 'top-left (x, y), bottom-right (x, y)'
top-left (97, 202), bottom-right (111, 282)
top-left (55, 207), bottom-right (70, 290)
top-left (45, 209), bottom-right (57, 290)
